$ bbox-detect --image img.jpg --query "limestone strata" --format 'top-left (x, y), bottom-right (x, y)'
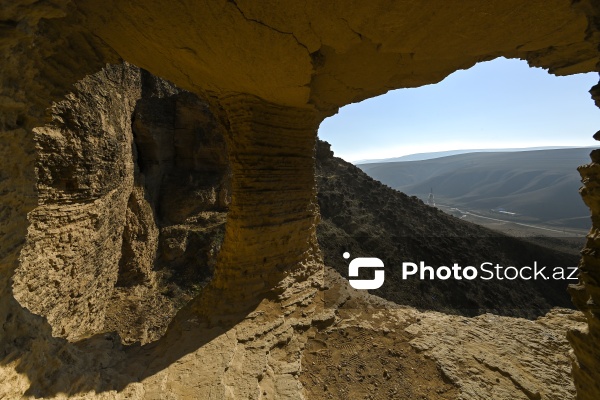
top-left (209, 94), bottom-right (320, 307)
top-left (1, 5), bottom-right (118, 336)
top-left (13, 64), bottom-right (142, 340)
top-left (11, 65), bottom-right (231, 343)
top-left (2, 0), bottom-right (600, 398)
top-left (76, 0), bottom-right (599, 112)
top-left (301, 270), bottom-right (586, 400)
top-left (0, 266), bottom-right (585, 399)
top-left (406, 308), bottom-right (584, 400)
top-left (569, 78), bottom-right (600, 400)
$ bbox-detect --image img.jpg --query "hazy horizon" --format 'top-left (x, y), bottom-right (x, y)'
top-left (318, 57), bottom-right (599, 162)
top-left (352, 145), bottom-right (596, 164)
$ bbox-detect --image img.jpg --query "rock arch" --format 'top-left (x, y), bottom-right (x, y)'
top-left (1, 0), bottom-right (600, 398)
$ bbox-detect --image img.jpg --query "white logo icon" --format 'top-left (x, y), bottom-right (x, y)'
top-left (344, 252), bottom-right (385, 290)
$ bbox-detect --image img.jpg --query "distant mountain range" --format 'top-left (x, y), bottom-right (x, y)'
top-left (357, 147), bottom-right (595, 229)
top-left (354, 146), bottom-right (591, 164)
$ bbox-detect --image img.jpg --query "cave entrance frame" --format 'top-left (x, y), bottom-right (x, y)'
top-left (2, 0), bottom-right (600, 398)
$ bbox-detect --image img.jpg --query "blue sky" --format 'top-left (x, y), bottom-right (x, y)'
top-left (318, 57), bottom-right (599, 162)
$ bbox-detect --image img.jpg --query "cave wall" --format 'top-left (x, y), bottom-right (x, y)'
top-left (208, 94), bottom-right (321, 311)
top-left (1, 0), bottom-right (600, 398)
top-left (9, 63), bottom-right (230, 344)
top-left (12, 64), bottom-right (142, 340)
top-left (569, 81), bottom-right (600, 399)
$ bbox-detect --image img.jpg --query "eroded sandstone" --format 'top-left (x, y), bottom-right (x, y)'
top-left (12, 65), bottom-right (231, 344)
top-left (2, 0), bottom-right (600, 398)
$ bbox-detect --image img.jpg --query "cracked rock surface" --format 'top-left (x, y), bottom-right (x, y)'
top-left (2, 1), bottom-right (600, 398)
top-left (0, 266), bottom-right (585, 399)
top-left (0, 66), bottom-right (589, 399)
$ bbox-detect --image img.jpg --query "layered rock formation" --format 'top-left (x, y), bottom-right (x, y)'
top-left (569, 80), bottom-right (600, 398)
top-left (11, 64), bottom-right (230, 344)
top-left (0, 64), bottom-right (588, 400)
top-left (13, 64), bottom-right (143, 340)
top-left (208, 94), bottom-right (320, 309)
top-left (11, 64), bottom-right (581, 345)
top-left (303, 275), bottom-right (585, 400)
top-left (2, 0), bottom-right (600, 398)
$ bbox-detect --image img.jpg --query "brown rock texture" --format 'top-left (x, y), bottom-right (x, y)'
top-left (303, 271), bottom-right (585, 400)
top-left (0, 66), bottom-right (588, 400)
top-left (2, 0), bottom-right (600, 398)
top-left (76, 0), bottom-right (600, 111)
top-left (0, 264), bottom-right (586, 399)
top-left (13, 64), bottom-right (142, 340)
top-left (209, 94), bottom-right (320, 309)
top-left (11, 64), bottom-right (231, 344)
top-left (569, 79), bottom-right (600, 400)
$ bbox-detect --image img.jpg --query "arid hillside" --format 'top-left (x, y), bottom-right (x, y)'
top-left (358, 148), bottom-right (593, 229)
top-left (316, 141), bottom-right (580, 318)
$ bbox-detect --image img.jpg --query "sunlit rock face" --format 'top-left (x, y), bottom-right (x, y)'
top-left (12, 64), bottom-right (143, 340)
top-left (1, 0), bottom-right (600, 398)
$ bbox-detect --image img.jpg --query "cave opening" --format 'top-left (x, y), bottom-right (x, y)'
top-left (315, 56), bottom-right (599, 319)
top-left (3, 1), bottom-right (600, 397)
top-left (319, 57), bottom-right (598, 232)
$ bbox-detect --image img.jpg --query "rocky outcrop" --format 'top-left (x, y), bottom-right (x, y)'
top-left (303, 273), bottom-right (585, 400)
top-left (0, 66), bottom-right (588, 399)
top-left (13, 64), bottom-right (143, 340)
top-left (569, 79), bottom-right (600, 399)
top-left (11, 65), bottom-right (230, 344)
top-left (2, 1), bottom-right (600, 398)
top-left (12, 62), bottom-right (581, 339)
top-left (0, 263), bottom-right (586, 399)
